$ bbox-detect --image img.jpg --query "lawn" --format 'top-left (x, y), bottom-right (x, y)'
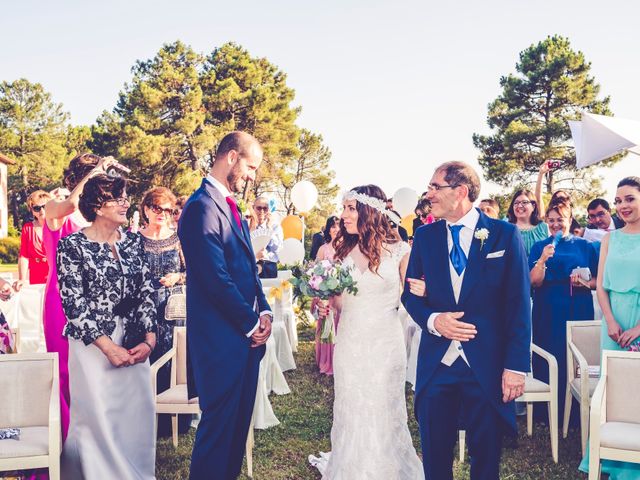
top-left (156, 328), bottom-right (588, 480)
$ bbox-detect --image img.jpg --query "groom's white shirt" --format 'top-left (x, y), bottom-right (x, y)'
top-left (206, 174), bottom-right (270, 337)
top-left (426, 207), bottom-right (525, 375)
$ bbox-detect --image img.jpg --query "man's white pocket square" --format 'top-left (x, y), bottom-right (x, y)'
top-left (486, 250), bottom-right (505, 259)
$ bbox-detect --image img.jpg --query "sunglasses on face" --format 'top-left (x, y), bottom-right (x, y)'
top-left (31, 204), bottom-right (46, 213)
top-left (418, 213), bottom-right (429, 219)
top-left (149, 204), bottom-right (177, 216)
top-left (254, 206), bottom-right (269, 212)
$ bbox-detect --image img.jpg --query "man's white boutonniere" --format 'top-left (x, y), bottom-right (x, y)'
top-left (474, 228), bottom-right (489, 249)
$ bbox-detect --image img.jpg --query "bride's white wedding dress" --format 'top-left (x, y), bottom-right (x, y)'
top-left (310, 242), bottom-right (424, 479)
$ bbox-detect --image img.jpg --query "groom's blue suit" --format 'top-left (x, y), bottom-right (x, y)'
top-left (402, 209), bottom-right (531, 480)
top-left (178, 178), bottom-right (270, 480)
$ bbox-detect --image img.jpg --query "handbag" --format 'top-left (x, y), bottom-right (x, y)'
top-left (165, 285), bottom-right (187, 321)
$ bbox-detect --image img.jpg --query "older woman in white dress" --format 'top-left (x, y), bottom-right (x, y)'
top-left (58, 174), bottom-right (157, 480)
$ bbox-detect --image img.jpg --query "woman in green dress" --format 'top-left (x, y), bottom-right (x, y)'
top-left (580, 176), bottom-right (640, 479)
top-left (507, 189), bottom-right (549, 255)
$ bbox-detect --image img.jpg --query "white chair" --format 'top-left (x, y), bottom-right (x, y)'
top-left (262, 288), bottom-right (296, 372)
top-left (588, 350), bottom-right (640, 480)
top-left (564, 320), bottom-right (601, 455)
top-left (0, 353), bottom-right (60, 479)
top-left (151, 327), bottom-right (256, 476)
top-left (151, 326), bottom-right (200, 448)
top-left (459, 343), bottom-right (559, 463)
top-left (517, 343), bottom-right (559, 462)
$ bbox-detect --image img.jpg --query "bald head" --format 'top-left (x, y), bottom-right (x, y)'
top-left (215, 131), bottom-right (262, 160)
top-left (211, 131), bottom-right (264, 193)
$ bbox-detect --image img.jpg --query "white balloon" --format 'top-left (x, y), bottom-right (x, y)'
top-left (392, 188), bottom-right (419, 217)
top-left (279, 238), bottom-right (305, 265)
top-left (291, 180), bottom-right (318, 213)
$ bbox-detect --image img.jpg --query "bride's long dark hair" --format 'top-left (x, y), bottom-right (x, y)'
top-left (333, 185), bottom-right (399, 274)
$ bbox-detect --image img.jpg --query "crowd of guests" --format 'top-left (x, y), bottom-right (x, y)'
top-left (1, 153), bottom-right (193, 478)
top-left (2, 147), bottom-right (639, 478)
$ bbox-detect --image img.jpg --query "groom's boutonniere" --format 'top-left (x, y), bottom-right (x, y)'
top-left (474, 228), bottom-right (489, 250)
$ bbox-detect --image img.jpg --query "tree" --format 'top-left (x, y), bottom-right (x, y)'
top-left (0, 79), bottom-right (70, 227)
top-left (90, 41), bottom-right (211, 198)
top-left (473, 35), bottom-right (616, 195)
top-left (260, 129), bottom-right (339, 235)
top-left (200, 42), bottom-right (301, 198)
top-left (91, 41), bottom-right (303, 201)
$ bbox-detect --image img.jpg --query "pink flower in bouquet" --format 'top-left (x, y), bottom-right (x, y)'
top-left (309, 275), bottom-right (323, 290)
top-left (320, 260), bottom-right (332, 269)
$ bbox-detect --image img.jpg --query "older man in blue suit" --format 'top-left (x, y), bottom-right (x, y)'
top-left (402, 161), bottom-right (531, 480)
top-left (179, 131), bottom-right (272, 480)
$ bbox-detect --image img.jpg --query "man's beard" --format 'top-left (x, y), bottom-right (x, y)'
top-left (227, 168), bottom-right (244, 193)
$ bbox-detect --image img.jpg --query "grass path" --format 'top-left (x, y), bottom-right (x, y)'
top-left (157, 331), bottom-right (587, 479)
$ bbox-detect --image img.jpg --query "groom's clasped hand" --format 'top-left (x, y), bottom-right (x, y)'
top-left (250, 313), bottom-right (273, 348)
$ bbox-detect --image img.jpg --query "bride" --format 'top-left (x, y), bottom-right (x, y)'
top-left (310, 185), bottom-right (424, 479)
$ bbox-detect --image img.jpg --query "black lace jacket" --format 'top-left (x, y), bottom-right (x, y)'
top-left (57, 230), bottom-right (157, 346)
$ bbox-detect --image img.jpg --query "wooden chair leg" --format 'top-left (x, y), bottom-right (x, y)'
top-left (526, 403), bottom-right (533, 437)
top-left (588, 443), bottom-right (600, 480)
top-left (548, 400), bottom-right (558, 463)
top-left (171, 414), bottom-right (178, 448)
top-left (580, 401), bottom-right (589, 457)
top-left (246, 421), bottom-right (255, 478)
top-left (49, 454), bottom-right (60, 480)
top-left (458, 430), bottom-right (466, 463)
top-left (562, 385), bottom-right (572, 439)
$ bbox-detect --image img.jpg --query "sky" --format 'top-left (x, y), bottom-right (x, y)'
top-left (2, 0), bottom-right (639, 207)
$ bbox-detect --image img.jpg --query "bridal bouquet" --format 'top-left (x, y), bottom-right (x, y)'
top-left (290, 259), bottom-right (358, 343)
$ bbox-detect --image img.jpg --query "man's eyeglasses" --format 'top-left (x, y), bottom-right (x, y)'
top-left (427, 183), bottom-right (459, 192)
top-left (31, 204), bottom-right (46, 213)
top-left (513, 200), bottom-right (533, 207)
top-left (587, 211), bottom-right (608, 220)
top-left (254, 206), bottom-right (269, 212)
top-left (102, 197), bottom-right (130, 208)
top-left (149, 204), bottom-right (176, 215)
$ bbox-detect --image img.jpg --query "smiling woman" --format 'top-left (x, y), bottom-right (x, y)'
top-left (57, 173), bottom-right (157, 479)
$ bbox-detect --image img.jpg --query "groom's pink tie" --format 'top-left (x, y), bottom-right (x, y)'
top-left (225, 195), bottom-right (242, 229)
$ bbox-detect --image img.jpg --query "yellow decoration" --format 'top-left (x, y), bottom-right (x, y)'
top-left (401, 214), bottom-right (416, 236)
top-left (281, 215), bottom-right (304, 240)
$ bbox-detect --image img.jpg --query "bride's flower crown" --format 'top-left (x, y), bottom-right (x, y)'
top-left (342, 190), bottom-right (402, 224)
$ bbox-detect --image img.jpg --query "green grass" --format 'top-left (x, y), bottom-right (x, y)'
top-left (156, 328), bottom-right (588, 479)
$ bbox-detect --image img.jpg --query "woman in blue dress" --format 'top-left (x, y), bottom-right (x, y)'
top-left (529, 200), bottom-right (598, 422)
top-left (579, 176), bottom-right (640, 479)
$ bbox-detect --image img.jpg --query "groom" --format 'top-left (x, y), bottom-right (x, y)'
top-left (179, 131), bottom-right (272, 479)
top-left (402, 161), bottom-right (531, 480)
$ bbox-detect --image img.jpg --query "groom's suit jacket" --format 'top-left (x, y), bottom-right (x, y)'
top-left (178, 178), bottom-right (270, 409)
top-left (402, 210), bottom-right (531, 431)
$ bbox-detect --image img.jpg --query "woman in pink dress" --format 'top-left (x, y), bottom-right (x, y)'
top-left (43, 153), bottom-right (119, 440)
top-left (313, 216), bottom-right (340, 375)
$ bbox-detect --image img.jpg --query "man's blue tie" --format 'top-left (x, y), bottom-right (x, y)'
top-left (449, 224), bottom-right (467, 276)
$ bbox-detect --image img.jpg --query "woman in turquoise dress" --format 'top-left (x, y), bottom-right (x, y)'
top-left (580, 176), bottom-right (640, 479)
top-left (529, 201), bottom-right (598, 423)
top-left (507, 189), bottom-right (549, 255)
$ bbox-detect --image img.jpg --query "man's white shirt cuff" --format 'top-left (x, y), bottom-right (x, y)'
top-left (427, 313), bottom-right (442, 336)
top-left (246, 311), bottom-right (272, 338)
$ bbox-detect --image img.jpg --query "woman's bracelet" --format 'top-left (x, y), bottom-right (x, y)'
top-left (535, 260), bottom-right (547, 271)
top-left (142, 340), bottom-right (154, 352)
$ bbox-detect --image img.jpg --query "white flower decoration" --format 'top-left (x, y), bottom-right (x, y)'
top-left (474, 228), bottom-right (489, 249)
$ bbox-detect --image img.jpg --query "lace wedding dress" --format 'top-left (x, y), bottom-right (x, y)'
top-left (310, 242), bottom-right (424, 479)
